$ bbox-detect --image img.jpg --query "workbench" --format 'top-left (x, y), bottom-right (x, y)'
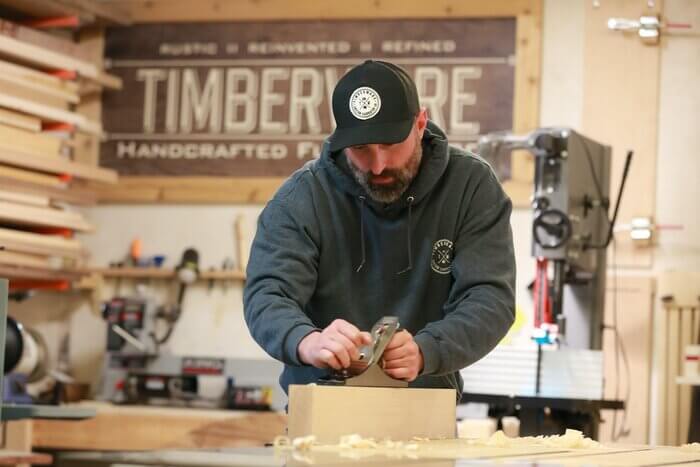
top-left (7, 402), bottom-right (286, 452)
top-left (55, 442), bottom-right (700, 466)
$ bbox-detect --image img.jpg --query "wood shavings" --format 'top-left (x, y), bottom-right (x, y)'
top-left (292, 435), bottom-right (317, 451)
top-left (339, 433), bottom-right (378, 449)
top-left (681, 442), bottom-right (700, 452)
top-left (272, 435), bottom-right (291, 448)
top-left (470, 429), bottom-right (600, 449)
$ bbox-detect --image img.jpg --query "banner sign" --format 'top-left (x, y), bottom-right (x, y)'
top-left (102, 19), bottom-right (515, 179)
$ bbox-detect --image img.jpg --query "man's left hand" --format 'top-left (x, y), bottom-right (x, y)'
top-left (381, 330), bottom-right (424, 382)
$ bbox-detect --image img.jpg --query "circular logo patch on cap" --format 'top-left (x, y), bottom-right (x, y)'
top-left (349, 86), bottom-right (381, 120)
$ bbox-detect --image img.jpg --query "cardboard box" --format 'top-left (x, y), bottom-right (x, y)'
top-left (288, 384), bottom-right (456, 443)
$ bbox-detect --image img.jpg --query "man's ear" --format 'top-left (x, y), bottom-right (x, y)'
top-left (416, 108), bottom-right (429, 135)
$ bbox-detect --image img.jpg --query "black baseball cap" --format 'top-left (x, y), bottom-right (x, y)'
top-left (329, 60), bottom-right (420, 152)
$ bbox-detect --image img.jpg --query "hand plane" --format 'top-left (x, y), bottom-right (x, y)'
top-left (318, 316), bottom-right (408, 388)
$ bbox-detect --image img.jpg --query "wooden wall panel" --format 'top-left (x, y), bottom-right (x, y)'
top-left (97, 0), bottom-right (542, 205)
top-left (582, 1), bottom-right (661, 268)
top-left (599, 276), bottom-right (654, 445)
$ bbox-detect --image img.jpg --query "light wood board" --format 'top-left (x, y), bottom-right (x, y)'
top-left (288, 385), bottom-right (456, 443)
top-left (0, 200), bottom-right (94, 231)
top-left (31, 403), bottom-right (286, 450)
top-left (0, 226), bottom-right (84, 258)
top-left (0, 107), bottom-right (39, 132)
top-left (582, 0), bottom-right (660, 268)
top-left (0, 146), bottom-right (117, 183)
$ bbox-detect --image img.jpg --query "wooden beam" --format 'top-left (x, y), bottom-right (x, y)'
top-left (0, 201), bottom-right (94, 231)
top-left (0, 124), bottom-right (63, 159)
top-left (0, 226), bottom-right (84, 258)
top-left (106, 0), bottom-right (540, 22)
top-left (0, 0), bottom-right (94, 23)
top-left (0, 264), bottom-right (81, 281)
top-left (0, 29), bottom-right (97, 79)
top-left (0, 18), bottom-right (89, 61)
top-left (0, 58), bottom-right (79, 95)
top-left (0, 107), bottom-right (39, 132)
top-left (0, 71), bottom-right (79, 105)
top-left (0, 189), bottom-right (49, 207)
top-left (0, 91), bottom-right (102, 135)
top-left (0, 249), bottom-right (63, 269)
top-left (0, 165), bottom-right (64, 188)
top-left (0, 174), bottom-right (95, 204)
top-left (0, 146), bottom-right (117, 183)
top-left (58, 0), bottom-right (132, 25)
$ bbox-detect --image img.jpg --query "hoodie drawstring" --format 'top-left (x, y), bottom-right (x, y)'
top-left (397, 196), bottom-right (415, 275)
top-left (356, 196), bottom-right (367, 272)
top-left (356, 195), bottom-right (415, 274)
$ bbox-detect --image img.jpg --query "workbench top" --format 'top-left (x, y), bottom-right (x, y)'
top-left (58, 442), bottom-right (700, 466)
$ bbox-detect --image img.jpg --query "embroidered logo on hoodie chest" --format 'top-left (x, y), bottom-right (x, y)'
top-left (431, 239), bottom-right (453, 274)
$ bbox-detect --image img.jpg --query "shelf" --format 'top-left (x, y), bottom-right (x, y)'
top-left (89, 267), bottom-right (246, 281)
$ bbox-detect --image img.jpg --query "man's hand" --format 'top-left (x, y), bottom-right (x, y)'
top-left (297, 319), bottom-right (372, 370)
top-left (382, 330), bottom-right (424, 382)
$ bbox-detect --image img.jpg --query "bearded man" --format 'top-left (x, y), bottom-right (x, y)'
top-left (243, 60), bottom-right (515, 400)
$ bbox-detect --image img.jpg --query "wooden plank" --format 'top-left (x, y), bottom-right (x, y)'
top-left (0, 71), bottom-right (75, 108)
top-left (0, 0), bottom-right (94, 23)
top-left (74, 27), bottom-right (102, 167)
top-left (0, 91), bottom-right (102, 135)
top-left (59, 0), bottom-right (132, 25)
top-left (5, 420), bottom-right (32, 467)
top-left (0, 123), bottom-right (63, 159)
top-left (0, 189), bottom-right (49, 206)
top-left (0, 107), bottom-right (39, 132)
top-left (0, 18), bottom-right (90, 62)
top-left (0, 227), bottom-right (84, 258)
top-left (582, 0), bottom-right (660, 268)
top-left (108, 0), bottom-right (540, 22)
top-left (0, 249), bottom-right (59, 269)
top-left (0, 146), bottom-right (117, 183)
top-left (288, 385), bottom-right (456, 443)
top-left (599, 276), bottom-right (654, 445)
top-left (0, 58), bottom-right (79, 95)
top-left (0, 264), bottom-right (81, 281)
top-left (0, 168), bottom-right (98, 205)
top-left (0, 449), bottom-right (51, 466)
top-left (0, 200), bottom-right (94, 231)
top-left (510, 11), bottom-right (541, 184)
top-left (0, 34), bottom-right (96, 80)
top-left (32, 403), bottom-right (286, 450)
top-left (0, 164), bottom-right (64, 188)
top-left (0, 72), bottom-right (78, 105)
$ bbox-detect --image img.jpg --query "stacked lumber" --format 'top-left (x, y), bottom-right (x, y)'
top-left (0, 8), bottom-right (119, 288)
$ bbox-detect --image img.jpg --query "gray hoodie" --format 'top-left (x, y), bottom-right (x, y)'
top-left (243, 121), bottom-right (516, 399)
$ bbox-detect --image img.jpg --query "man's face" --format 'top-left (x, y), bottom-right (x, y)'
top-left (345, 110), bottom-right (428, 204)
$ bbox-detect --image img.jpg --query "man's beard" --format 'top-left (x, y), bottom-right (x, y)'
top-left (346, 137), bottom-right (423, 204)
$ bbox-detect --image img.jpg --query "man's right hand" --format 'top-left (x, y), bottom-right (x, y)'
top-left (297, 319), bottom-right (372, 370)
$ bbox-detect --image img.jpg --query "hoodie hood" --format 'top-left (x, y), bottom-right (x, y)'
top-left (318, 120), bottom-right (450, 212)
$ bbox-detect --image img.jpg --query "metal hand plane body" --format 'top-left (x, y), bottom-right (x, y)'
top-left (319, 316), bottom-right (408, 388)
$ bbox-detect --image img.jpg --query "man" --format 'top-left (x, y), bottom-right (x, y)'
top-left (244, 60), bottom-right (515, 398)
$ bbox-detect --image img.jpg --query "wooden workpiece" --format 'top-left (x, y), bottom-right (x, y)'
top-left (288, 385), bottom-right (457, 444)
top-left (29, 402), bottom-right (286, 450)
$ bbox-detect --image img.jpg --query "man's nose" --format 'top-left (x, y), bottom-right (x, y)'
top-left (368, 146), bottom-right (388, 175)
